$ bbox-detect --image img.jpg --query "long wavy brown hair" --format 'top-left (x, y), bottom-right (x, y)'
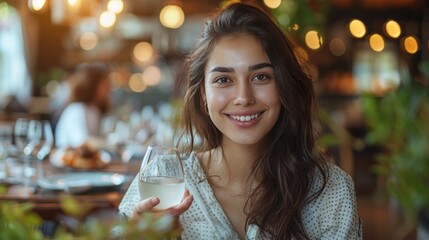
top-left (180, 2), bottom-right (329, 239)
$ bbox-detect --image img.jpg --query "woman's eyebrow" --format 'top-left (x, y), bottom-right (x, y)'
top-left (249, 62), bottom-right (273, 71)
top-left (209, 66), bottom-right (234, 73)
top-left (209, 63), bottom-right (273, 73)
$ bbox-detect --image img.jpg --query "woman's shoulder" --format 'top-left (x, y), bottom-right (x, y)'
top-left (326, 163), bottom-right (355, 189)
top-left (63, 102), bottom-right (86, 113)
top-left (309, 162), bottom-right (356, 201)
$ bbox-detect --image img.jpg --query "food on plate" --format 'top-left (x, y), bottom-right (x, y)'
top-left (61, 144), bottom-right (105, 169)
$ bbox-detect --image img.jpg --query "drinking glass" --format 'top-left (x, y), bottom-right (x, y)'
top-left (14, 118), bottom-right (31, 157)
top-left (0, 124), bottom-right (13, 180)
top-left (138, 146), bottom-right (185, 210)
top-left (28, 120), bottom-right (54, 180)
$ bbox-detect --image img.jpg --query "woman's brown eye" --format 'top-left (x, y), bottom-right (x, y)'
top-left (215, 77), bottom-right (229, 84)
top-left (253, 74), bottom-right (269, 81)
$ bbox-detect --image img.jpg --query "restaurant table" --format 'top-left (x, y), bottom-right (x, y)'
top-left (0, 155), bottom-right (141, 223)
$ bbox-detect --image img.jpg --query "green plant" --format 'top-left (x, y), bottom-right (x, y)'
top-left (361, 61), bottom-right (429, 236)
top-left (0, 189), bottom-right (180, 240)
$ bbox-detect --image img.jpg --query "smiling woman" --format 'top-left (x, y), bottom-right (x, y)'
top-left (118, 3), bottom-right (362, 239)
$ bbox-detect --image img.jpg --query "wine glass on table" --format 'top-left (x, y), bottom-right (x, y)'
top-left (0, 124), bottom-right (13, 181)
top-left (14, 118), bottom-right (31, 157)
top-left (138, 146), bottom-right (185, 210)
top-left (14, 118), bottom-right (34, 191)
top-left (28, 120), bottom-right (54, 181)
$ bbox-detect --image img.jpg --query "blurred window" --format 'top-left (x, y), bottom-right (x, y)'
top-left (0, 3), bottom-right (31, 106)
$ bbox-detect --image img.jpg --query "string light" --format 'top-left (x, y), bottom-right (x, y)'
top-left (349, 19), bottom-right (366, 38)
top-left (28, 0), bottom-right (46, 12)
top-left (385, 20), bottom-right (401, 38)
top-left (107, 0), bottom-right (124, 14)
top-left (263, 0), bottom-right (281, 9)
top-left (403, 36), bottom-right (419, 54)
top-left (99, 10), bottom-right (116, 28)
top-left (369, 34), bottom-right (385, 52)
top-left (305, 30), bottom-right (323, 50)
top-left (159, 3), bottom-right (185, 29)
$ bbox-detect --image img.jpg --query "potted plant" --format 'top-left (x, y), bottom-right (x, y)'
top-left (361, 61), bottom-right (429, 239)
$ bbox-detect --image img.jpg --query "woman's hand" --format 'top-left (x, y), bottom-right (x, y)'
top-left (130, 189), bottom-right (193, 222)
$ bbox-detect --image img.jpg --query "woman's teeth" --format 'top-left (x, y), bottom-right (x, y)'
top-left (230, 113), bottom-right (260, 122)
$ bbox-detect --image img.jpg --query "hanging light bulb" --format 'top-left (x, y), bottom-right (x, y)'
top-left (28, 0), bottom-right (47, 12)
top-left (108, 0), bottom-right (124, 14)
top-left (100, 10), bottom-right (116, 28)
top-left (159, 1), bottom-right (185, 29)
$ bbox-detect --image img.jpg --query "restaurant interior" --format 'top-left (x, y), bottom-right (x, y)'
top-left (0, 0), bottom-right (428, 239)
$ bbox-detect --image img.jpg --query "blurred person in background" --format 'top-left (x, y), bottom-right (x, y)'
top-left (55, 62), bottom-right (111, 148)
top-left (50, 69), bottom-right (76, 131)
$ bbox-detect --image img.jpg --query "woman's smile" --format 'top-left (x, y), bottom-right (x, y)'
top-left (204, 34), bottom-right (281, 145)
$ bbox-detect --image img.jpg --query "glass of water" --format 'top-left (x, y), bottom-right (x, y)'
top-left (138, 146), bottom-right (185, 210)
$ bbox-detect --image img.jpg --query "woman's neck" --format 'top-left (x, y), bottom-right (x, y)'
top-left (208, 139), bottom-right (262, 190)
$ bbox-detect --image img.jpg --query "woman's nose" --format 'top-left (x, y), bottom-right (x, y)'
top-left (233, 82), bottom-right (256, 106)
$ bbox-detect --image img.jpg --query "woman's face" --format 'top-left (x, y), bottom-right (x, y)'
top-left (204, 34), bottom-right (281, 146)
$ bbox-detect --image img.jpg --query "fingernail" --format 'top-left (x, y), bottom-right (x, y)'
top-left (151, 197), bottom-right (159, 204)
top-left (187, 195), bottom-right (193, 203)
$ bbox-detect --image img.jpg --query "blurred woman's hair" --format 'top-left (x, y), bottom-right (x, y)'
top-left (70, 62), bottom-right (110, 113)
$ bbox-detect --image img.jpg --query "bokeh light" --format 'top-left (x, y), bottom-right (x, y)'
top-left (99, 11), bottom-right (116, 28)
top-left (305, 30), bottom-right (323, 50)
top-left (79, 32), bottom-right (98, 51)
top-left (369, 34), bottom-right (385, 52)
top-left (28, 0), bottom-right (46, 11)
top-left (133, 42), bottom-right (154, 63)
top-left (263, 0), bottom-right (281, 9)
top-left (329, 38), bottom-right (346, 56)
top-left (159, 5), bottom-right (185, 29)
top-left (349, 19), bottom-right (366, 38)
top-left (107, 0), bottom-right (124, 14)
top-left (385, 20), bottom-right (401, 38)
top-left (129, 73), bottom-right (147, 92)
top-left (403, 36), bottom-right (419, 54)
top-left (143, 65), bottom-right (162, 86)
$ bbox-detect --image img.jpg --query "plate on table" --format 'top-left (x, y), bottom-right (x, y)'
top-left (50, 147), bottom-right (112, 170)
top-left (37, 172), bottom-right (126, 192)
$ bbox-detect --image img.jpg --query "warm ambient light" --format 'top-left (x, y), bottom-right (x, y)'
top-left (349, 19), bottom-right (366, 38)
top-left (329, 38), bottom-right (346, 56)
top-left (99, 11), bottom-right (116, 28)
top-left (79, 32), bottom-right (98, 51)
top-left (28, 0), bottom-right (46, 12)
top-left (143, 65), bottom-right (162, 86)
top-left (159, 5), bottom-right (185, 29)
top-left (133, 42), bottom-right (154, 63)
top-left (369, 34), bottom-right (385, 52)
top-left (403, 36), bottom-right (419, 54)
top-left (107, 0), bottom-right (124, 14)
top-left (305, 30), bottom-right (323, 50)
top-left (385, 20), bottom-right (401, 38)
top-left (263, 0), bottom-right (281, 9)
top-left (68, 0), bottom-right (79, 6)
top-left (129, 73), bottom-right (147, 92)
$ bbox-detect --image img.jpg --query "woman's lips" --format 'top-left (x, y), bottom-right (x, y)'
top-left (226, 111), bottom-right (264, 127)
top-left (229, 113), bottom-right (261, 122)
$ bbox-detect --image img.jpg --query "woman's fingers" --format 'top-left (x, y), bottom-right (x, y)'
top-left (168, 191), bottom-right (194, 217)
top-left (131, 189), bottom-right (194, 221)
top-left (130, 197), bottom-right (160, 222)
